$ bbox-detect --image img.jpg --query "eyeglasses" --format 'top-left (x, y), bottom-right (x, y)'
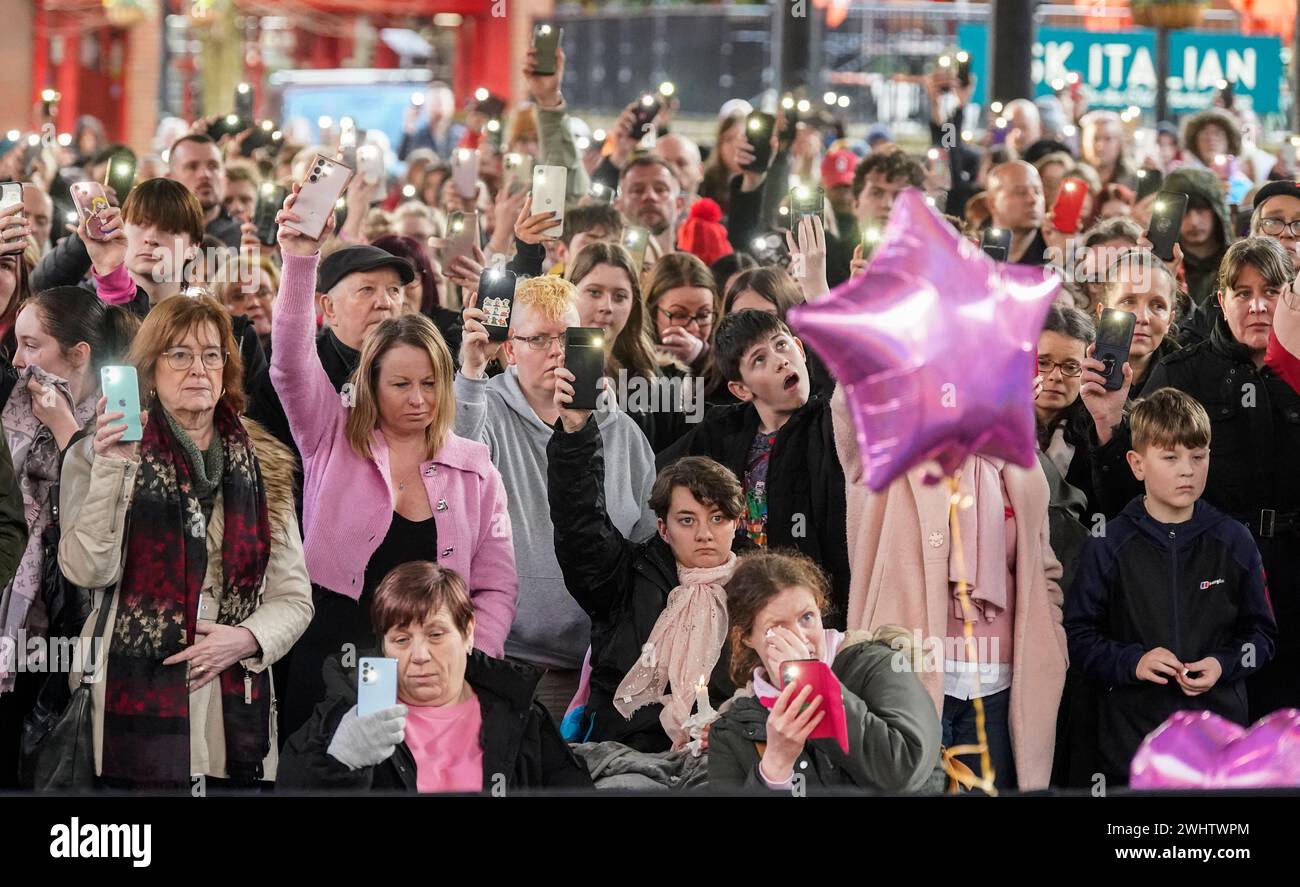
top-left (1258, 218), bottom-right (1300, 238)
top-left (162, 347), bottom-right (229, 371)
top-left (658, 307), bottom-right (715, 328)
top-left (512, 334), bottom-right (566, 352)
top-left (1037, 356), bottom-right (1083, 378)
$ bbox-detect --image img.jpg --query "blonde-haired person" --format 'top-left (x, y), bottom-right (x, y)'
top-left (708, 551), bottom-right (943, 792)
top-left (456, 273), bottom-right (656, 716)
top-left (57, 294), bottom-right (312, 789)
top-left (218, 252), bottom-right (279, 358)
top-left (269, 186), bottom-right (517, 739)
top-left (1079, 111), bottom-right (1137, 191)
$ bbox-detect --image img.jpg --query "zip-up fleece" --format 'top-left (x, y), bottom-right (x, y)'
top-left (1064, 496), bottom-right (1276, 777)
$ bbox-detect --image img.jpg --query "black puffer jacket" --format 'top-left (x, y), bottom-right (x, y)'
top-left (276, 649), bottom-right (592, 792)
top-left (547, 415), bottom-right (756, 752)
top-left (656, 395), bottom-right (850, 625)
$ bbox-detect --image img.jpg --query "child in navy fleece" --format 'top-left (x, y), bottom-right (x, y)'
top-left (1064, 389), bottom-right (1276, 782)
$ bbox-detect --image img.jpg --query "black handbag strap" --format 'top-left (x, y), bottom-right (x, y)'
top-left (79, 509), bottom-right (130, 686)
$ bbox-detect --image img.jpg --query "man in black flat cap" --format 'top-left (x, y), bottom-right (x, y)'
top-left (1250, 180), bottom-right (1300, 272)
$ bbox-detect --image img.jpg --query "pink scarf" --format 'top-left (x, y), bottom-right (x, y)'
top-left (949, 458), bottom-right (1009, 623)
top-left (613, 551), bottom-right (738, 750)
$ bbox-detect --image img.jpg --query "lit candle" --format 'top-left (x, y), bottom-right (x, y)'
top-left (694, 674), bottom-right (714, 719)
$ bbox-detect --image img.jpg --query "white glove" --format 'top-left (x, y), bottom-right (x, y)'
top-left (326, 704), bottom-right (408, 770)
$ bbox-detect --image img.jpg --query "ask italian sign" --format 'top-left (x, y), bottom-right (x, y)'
top-left (957, 23), bottom-right (1283, 115)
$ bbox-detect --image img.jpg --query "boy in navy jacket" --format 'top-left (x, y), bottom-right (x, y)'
top-left (1064, 389), bottom-right (1276, 782)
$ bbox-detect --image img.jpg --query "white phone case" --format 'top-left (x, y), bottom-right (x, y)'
top-left (0, 183), bottom-right (22, 213)
top-left (356, 145), bottom-right (385, 186)
top-left (452, 148), bottom-right (480, 199)
top-left (288, 154), bottom-right (353, 240)
top-left (531, 165), bottom-right (567, 238)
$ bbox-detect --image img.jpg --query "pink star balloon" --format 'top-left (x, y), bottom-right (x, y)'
top-left (787, 188), bottom-right (1060, 491)
top-left (1130, 709), bottom-right (1300, 789)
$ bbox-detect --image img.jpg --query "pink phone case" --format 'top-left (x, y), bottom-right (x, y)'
top-left (452, 149), bottom-right (479, 200)
top-left (781, 659), bottom-right (850, 754)
top-left (288, 154), bottom-right (353, 240)
top-left (70, 182), bottom-right (112, 240)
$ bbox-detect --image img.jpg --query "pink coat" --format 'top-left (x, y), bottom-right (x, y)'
top-left (831, 388), bottom-right (1067, 790)
top-left (270, 253), bottom-right (516, 657)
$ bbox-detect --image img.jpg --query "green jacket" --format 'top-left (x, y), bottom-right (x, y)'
top-left (0, 429), bottom-right (27, 593)
top-left (537, 105), bottom-right (589, 205)
top-left (708, 636), bottom-right (945, 793)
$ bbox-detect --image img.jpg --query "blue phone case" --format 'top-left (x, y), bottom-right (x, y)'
top-left (100, 365), bottom-right (142, 442)
top-left (357, 657), bottom-right (398, 716)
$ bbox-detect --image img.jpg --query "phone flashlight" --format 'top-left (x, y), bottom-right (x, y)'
top-left (225, 114), bottom-right (240, 127)
top-left (796, 99), bottom-right (811, 113)
top-left (641, 94), bottom-right (655, 107)
top-left (990, 101), bottom-right (1004, 114)
top-left (402, 184), bottom-right (416, 198)
top-left (938, 56), bottom-right (952, 68)
top-left (781, 95), bottom-right (795, 110)
top-left (318, 115), bottom-right (333, 130)
top-left (823, 91), bottom-right (837, 105)
top-left (26, 134), bottom-right (39, 147)
top-left (57, 133), bottom-right (71, 147)
top-left (539, 24), bottom-right (551, 35)
top-left (411, 92), bottom-right (426, 107)
top-left (475, 87), bottom-right (490, 102)
top-left (658, 81), bottom-right (675, 97)
top-left (41, 89), bottom-right (59, 103)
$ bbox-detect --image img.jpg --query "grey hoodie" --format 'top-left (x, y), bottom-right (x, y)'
top-left (454, 368), bottom-right (658, 669)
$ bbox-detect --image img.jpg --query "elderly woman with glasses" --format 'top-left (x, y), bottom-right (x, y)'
top-left (1034, 304), bottom-right (1098, 514)
top-left (57, 295), bottom-right (313, 790)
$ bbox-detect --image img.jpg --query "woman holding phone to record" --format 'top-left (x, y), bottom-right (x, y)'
top-left (268, 183), bottom-right (517, 738)
top-left (707, 552), bottom-right (943, 792)
top-left (279, 562), bottom-right (590, 792)
top-left (56, 294), bottom-right (312, 789)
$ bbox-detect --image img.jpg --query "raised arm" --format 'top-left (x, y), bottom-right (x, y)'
top-left (268, 187), bottom-right (344, 460)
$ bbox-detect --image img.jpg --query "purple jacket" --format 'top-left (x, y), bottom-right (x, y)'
top-left (270, 252), bottom-right (516, 657)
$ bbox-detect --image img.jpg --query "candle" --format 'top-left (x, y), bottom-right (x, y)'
top-left (694, 674), bottom-right (714, 719)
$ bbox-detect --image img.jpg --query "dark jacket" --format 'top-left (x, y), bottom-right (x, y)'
top-left (0, 429), bottom-right (27, 593)
top-left (398, 121), bottom-right (468, 163)
top-left (1090, 316), bottom-right (1300, 717)
top-left (656, 395), bottom-right (850, 625)
top-left (277, 649), bottom-right (592, 792)
top-left (30, 229), bottom-right (91, 293)
top-left (708, 636), bottom-right (943, 793)
top-left (1039, 399), bottom-right (1097, 517)
top-left (547, 415), bottom-right (755, 752)
top-left (206, 206), bottom-right (243, 250)
top-left (1091, 316), bottom-right (1300, 525)
top-left (1064, 497), bottom-right (1276, 778)
top-left (1163, 167), bottom-right (1231, 313)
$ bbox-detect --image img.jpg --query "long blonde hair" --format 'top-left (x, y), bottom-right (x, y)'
top-left (345, 313), bottom-right (456, 461)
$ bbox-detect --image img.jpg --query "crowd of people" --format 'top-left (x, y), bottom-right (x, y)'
top-left (0, 41), bottom-right (1296, 795)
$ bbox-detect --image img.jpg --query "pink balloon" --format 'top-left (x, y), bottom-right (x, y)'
top-left (787, 189), bottom-right (1060, 492)
top-left (1130, 709), bottom-right (1300, 789)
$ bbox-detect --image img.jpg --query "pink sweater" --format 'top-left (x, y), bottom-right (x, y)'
top-left (269, 252), bottom-right (517, 657)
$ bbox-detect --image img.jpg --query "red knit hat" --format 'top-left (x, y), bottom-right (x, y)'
top-left (677, 198), bottom-right (734, 267)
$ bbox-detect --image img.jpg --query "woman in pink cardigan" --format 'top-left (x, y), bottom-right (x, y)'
top-left (831, 386), bottom-right (1068, 792)
top-left (269, 186), bottom-right (517, 736)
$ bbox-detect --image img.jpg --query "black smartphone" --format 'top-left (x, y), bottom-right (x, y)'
top-left (103, 149), bottom-right (137, 200)
top-left (254, 182), bottom-right (288, 247)
top-left (1135, 168), bottom-right (1163, 202)
top-left (787, 186), bottom-right (825, 229)
top-left (1094, 308), bottom-right (1136, 391)
top-left (956, 52), bottom-right (972, 88)
top-left (631, 92), bottom-right (661, 140)
top-left (1220, 79), bottom-right (1236, 110)
top-left (564, 327), bottom-right (606, 411)
top-left (532, 23), bottom-right (563, 76)
top-left (1146, 191), bottom-right (1189, 262)
top-left (742, 112), bottom-right (776, 173)
top-left (981, 226), bottom-right (1012, 260)
top-left (208, 113), bottom-right (244, 142)
top-left (478, 267), bottom-right (518, 343)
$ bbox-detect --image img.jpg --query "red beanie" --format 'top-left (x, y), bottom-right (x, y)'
top-left (677, 198), bottom-right (734, 267)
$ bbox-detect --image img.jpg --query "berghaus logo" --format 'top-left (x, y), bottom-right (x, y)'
top-left (1200, 578), bottom-right (1226, 590)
